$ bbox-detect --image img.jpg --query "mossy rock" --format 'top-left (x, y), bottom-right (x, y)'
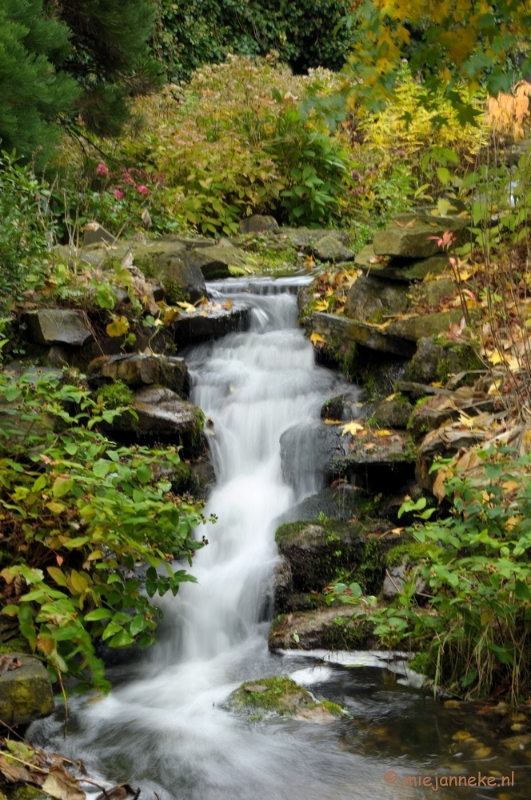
top-left (275, 520), bottom-right (366, 593)
top-left (386, 540), bottom-right (442, 568)
top-left (6, 787), bottom-right (55, 800)
top-left (0, 655), bottom-right (54, 726)
top-left (408, 337), bottom-right (484, 385)
top-left (268, 608), bottom-right (376, 651)
top-left (227, 676), bottom-right (345, 722)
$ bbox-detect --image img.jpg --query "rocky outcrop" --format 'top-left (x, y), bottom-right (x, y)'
top-left (355, 244), bottom-right (449, 282)
top-left (105, 386), bottom-right (205, 456)
top-left (189, 239), bottom-right (245, 279)
top-left (226, 676), bottom-right (345, 722)
top-left (372, 213), bottom-right (469, 259)
top-left (268, 607), bottom-right (375, 651)
top-left (23, 310), bottom-right (93, 347)
top-left (87, 353), bottom-right (190, 396)
top-left (275, 520), bottom-right (367, 594)
top-left (239, 214), bottom-right (279, 234)
top-left (0, 655), bottom-right (54, 726)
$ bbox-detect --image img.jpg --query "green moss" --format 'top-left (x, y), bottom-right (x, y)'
top-left (352, 537), bottom-right (385, 594)
top-left (227, 676), bottom-right (347, 719)
top-left (97, 380), bottom-right (134, 410)
top-left (170, 461), bottom-right (194, 493)
top-left (0, 636), bottom-right (30, 655)
top-left (320, 699), bottom-right (346, 717)
top-left (386, 541), bottom-right (442, 568)
top-left (164, 279), bottom-right (190, 305)
top-left (6, 787), bottom-right (54, 800)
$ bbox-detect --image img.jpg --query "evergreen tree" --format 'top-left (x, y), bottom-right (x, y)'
top-left (48, 0), bottom-right (161, 136)
top-left (0, 0), bottom-right (80, 166)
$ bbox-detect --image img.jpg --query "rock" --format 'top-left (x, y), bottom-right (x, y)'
top-left (415, 423), bottom-right (491, 491)
top-left (281, 228), bottom-right (350, 249)
top-left (227, 676), bottom-right (344, 722)
top-left (413, 277), bottom-right (456, 308)
top-left (408, 337), bottom-right (484, 385)
top-left (272, 558), bottom-right (293, 614)
top-left (355, 244), bottom-right (449, 282)
top-left (268, 607), bottom-right (375, 651)
top-left (82, 222), bottom-right (117, 248)
top-left (105, 386), bottom-right (204, 457)
top-left (304, 312), bottom-right (416, 357)
top-left (330, 429), bottom-right (417, 472)
top-left (386, 309), bottom-right (464, 341)
top-left (133, 241), bottom-right (207, 302)
top-left (382, 557), bottom-right (429, 601)
top-left (189, 241), bottom-right (245, 280)
top-left (311, 233), bottom-right (354, 263)
top-left (239, 215), bottom-right (279, 234)
top-left (275, 520), bottom-right (366, 593)
top-left (47, 345), bottom-right (71, 368)
top-left (320, 395), bottom-right (344, 421)
top-left (275, 487), bottom-right (365, 527)
top-left (373, 213), bottom-right (470, 259)
top-left (280, 421), bottom-right (335, 496)
top-left (373, 394), bottom-right (413, 429)
top-left (172, 303), bottom-right (250, 347)
top-left (345, 274), bottom-right (409, 323)
top-left (189, 458), bottom-right (216, 498)
top-left (23, 310), bottom-right (93, 347)
top-left (87, 353), bottom-right (190, 396)
top-left (0, 655), bottom-right (54, 726)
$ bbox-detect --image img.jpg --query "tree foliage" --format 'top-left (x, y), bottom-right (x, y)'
top-left (0, 0), bottom-right (80, 165)
top-left (345, 0), bottom-right (531, 123)
top-left (152, 0), bottom-right (354, 82)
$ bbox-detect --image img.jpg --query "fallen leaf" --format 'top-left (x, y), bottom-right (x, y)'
top-left (176, 301), bottom-right (196, 314)
top-left (374, 429), bottom-right (391, 436)
top-left (341, 421), bottom-right (364, 436)
top-left (310, 332), bottom-right (326, 346)
top-left (223, 299), bottom-right (233, 310)
top-left (42, 765), bottom-right (85, 800)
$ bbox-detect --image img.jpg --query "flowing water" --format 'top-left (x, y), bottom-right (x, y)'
top-left (32, 278), bottom-right (531, 799)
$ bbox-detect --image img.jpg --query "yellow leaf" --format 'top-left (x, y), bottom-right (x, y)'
top-left (176, 301), bottom-right (196, 314)
top-left (223, 298), bottom-right (233, 310)
top-left (314, 300), bottom-right (329, 312)
top-left (106, 316), bottom-right (129, 338)
top-left (453, 730), bottom-right (472, 741)
top-left (502, 480), bottom-right (520, 493)
top-left (341, 421), bottom-right (364, 436)
top-left (323, 419), bottom-right (342, 425)
top-left (163, 307), bottom-right (180, 324)
top-left (383, 392), bottom-right (398, 402)
top-left (46, 501), bottom-right (66, 515)
top-left (310, 332), bottom-right (326, 346)
top-left (489, 350), bottom-right (503, 365)
top-left (375, 429), bottom-right (391, 436)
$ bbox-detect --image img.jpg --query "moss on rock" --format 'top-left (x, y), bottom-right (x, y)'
top-left (227, 676), bottom-right (346, 721)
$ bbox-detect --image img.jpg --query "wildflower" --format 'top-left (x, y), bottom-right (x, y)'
top-left (96, 162), bottom-right (109, 176)
top-left (114, 189), bottom-right (125, 199)
top-left (136, 184), bottom-right (149, 196)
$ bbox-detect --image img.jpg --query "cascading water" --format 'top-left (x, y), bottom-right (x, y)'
top-left (31, 279), bottom-right (461, 800)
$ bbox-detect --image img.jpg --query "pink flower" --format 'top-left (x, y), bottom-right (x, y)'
top-left (136, 184), bottom-right (149, 196)
top-left (96, 162), bottom-right (109, 176)
top-left (428, 230), bottom-right (455, 250)
top-left (114, 189), bottom-right (125, 199)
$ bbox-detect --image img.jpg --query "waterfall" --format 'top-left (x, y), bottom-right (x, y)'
top-left (30, 282), bottom-right (416, 800)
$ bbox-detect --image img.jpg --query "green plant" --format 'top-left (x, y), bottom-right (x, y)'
top-left (0, 371), bottom-right (207, 693)
top-left (0, 153), bottom-right (56, 310)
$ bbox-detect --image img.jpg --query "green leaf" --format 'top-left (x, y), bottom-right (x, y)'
top-left (136, 465), bottom-right (152, 485)
top-left (102, 623), bottom-right (123, 641)
top-left (108, 629), bottom-right (134, 648)
top-left (93, 459), bottom-right (111, 479)
top-left (52, 477), bottom-right (74, 498)
top-left (47, 567), bottom-right (69, 587)
top-left (84, 608), bottom-right (111, 622)
top-left (63, 536), bottom-right (90, 549)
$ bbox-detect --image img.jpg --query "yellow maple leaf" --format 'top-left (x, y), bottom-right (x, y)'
top-left (314, 300), bottom-right (329, 312)
top-left (341, 421), bottom-right (364, 436)
top-left (106, 316), bottom-right (129, 337)
top-left (310, 332), bottom-right (326, 346)
top-left (176, 301), bottom-right (197, 314)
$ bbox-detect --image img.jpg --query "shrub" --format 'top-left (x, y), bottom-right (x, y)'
top-left (0, 371), bottom-right (207, 692)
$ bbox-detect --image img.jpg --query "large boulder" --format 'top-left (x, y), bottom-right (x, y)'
top-left (275, 520), bottom-right (366, 593)
top-left (408, 337), bottom-right (484, 385)
top-left (268, 607), bottom-right (375, 651)
top-left (23, 310), bottom-right (93, 347)
top-left (239, 215), bottom-right (279, 234)
top-left (345, 274), bottom-right (409, 323)
top-left (311, 233), bottom-right (354, 263)
top-left (189, 240), bottom-right (245, 280)
top-left (87, 353), bottom-right (190, 396)
top-left (0, 655), bottom-right (54, 726)
top-left (372, 213), bottom-right (470, 259)
top-left (354, 244), bottom-right (449, 282)
top-left (105, 386), bottom-right (205, 457)
top-left (304, 312), bottom-right (416, 357)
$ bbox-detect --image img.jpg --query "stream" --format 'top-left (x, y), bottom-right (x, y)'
top-left (32, 277), bottom-right (531, 799)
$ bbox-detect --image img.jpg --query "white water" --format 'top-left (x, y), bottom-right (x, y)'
top-left (31, 285), bottom-right (444, 800)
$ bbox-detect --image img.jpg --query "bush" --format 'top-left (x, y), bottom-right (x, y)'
top-left (152, 0), bottom-right (354, 83)
top-left (0, 371), bottom-right (207, 692)
top-left (0, 153), bottom-right (55, 310)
